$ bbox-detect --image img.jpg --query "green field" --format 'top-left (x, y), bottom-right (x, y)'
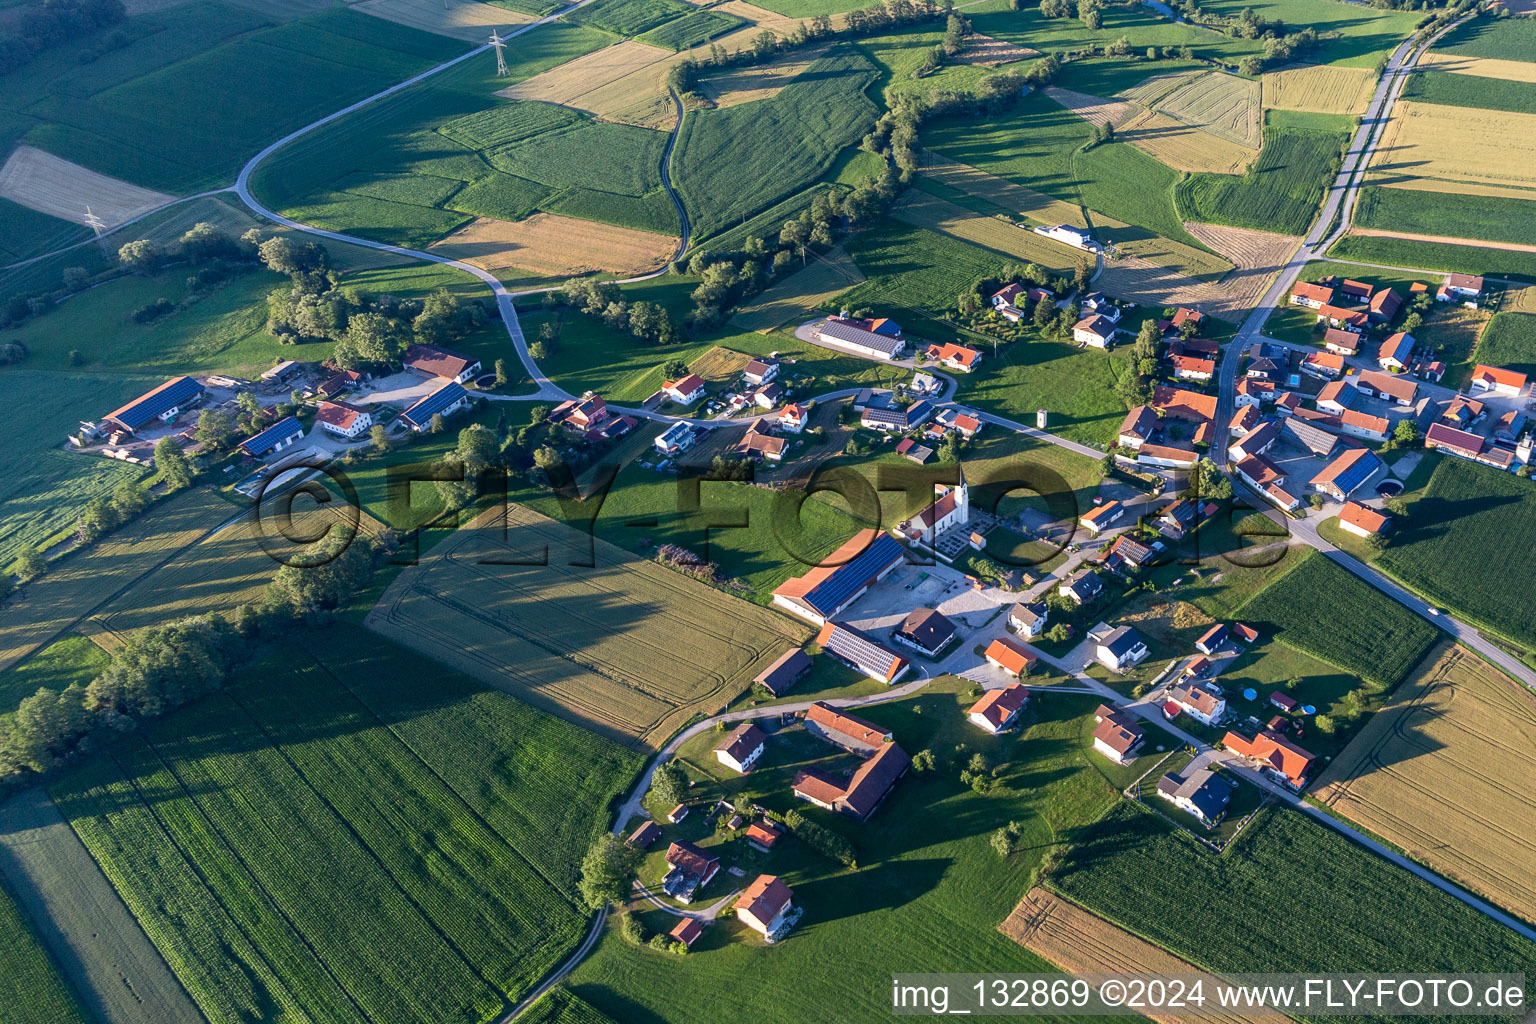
top-left (1435, 15), bottom-right (1536, 63)
top-left (0, 199), bottom-right (92, 263)
top-left (18, 7), bottom-right (469, 193)
top-left (521, 989), bottom-right (618, 1024)
top-left (1354, 186), bottom-right (1536, 249)
top-left (1235, 548), bottom-right (1437, 689)
top-left (1401, 69), bottom-right (1536, 114)
top-left (0, 877), bottom-right (88, 1024)
top-left (1328, 233), bottom-right (1536, 282)
top-left (673, 47), bottom-right (880, 241)
top-left (834, 219), bottom-right (1012, 338)
top-left (0, 633), bottom-right (109, 715)
top-left (637, 9), bottom-right (747, 49)
top-left (1474, 311), bottom-right (1536, 376)
top-left (1175, 126), bottom-right (1346, 236)
top-left (490, 0), bottom-right (570, 15)
top-left (1264, 108), bottom-right (1356, 133)
top-left (51, 625), bottom-right (642, 1024)
top-left (1377, 455), bottom-right (1536, 654)
top-left (1052, 802), bottom-right (1536, 1022)
top-left (568, 0), bottom-right (694, 37)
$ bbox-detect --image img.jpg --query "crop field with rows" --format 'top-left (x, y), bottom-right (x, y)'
top-left (1176, 126), bottom-right (1346, 236)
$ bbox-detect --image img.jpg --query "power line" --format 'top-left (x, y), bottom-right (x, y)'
top-left (489, 29), bottom-right (509, 77)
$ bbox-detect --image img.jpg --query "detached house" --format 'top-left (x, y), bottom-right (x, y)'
top-left (1118, 405), bottom-right (1157, 449)
top-left (404, 343), bottom-right (480, 384)
top-left (926, 342), bottom-right (982, 372)
top-left (1316, 304), bottom-right (1368, 332)
top-left (1291, 281), bottom-right (1335, 309)
top-left (1356, 370), bottom-right (1417, 406)
top-left (315, 400), bottom-right (373, 440)
top-left (1156, 765), bottom-right (1235, 827)
top-left (743, 358), bottom-right (779, 386)
top-left (714, 723), bottom-right (767, 774)
top-left (778, 403), bottom-right (807, 433)
top-left (1059, 569), bottom-right (1103, 605)
top-left (1095, 625), bottom-right (1149, 672)
top-left (1073, 314), bottom-right (1117, 348)
top-left (662, 842), bottom-right (720, 903)
top-left (1167, 680), bottom-right (1226, 726)
top-left (1009, 601), bottom-right (1048, 639)
top-left (1092, 704), bottom-right (1144, 764)
top-left (734, 875), bottom-right (796, 941)
top-left (1338, 501), bottom-right (1390, 538)
top-left (663, 374), bottom-right (706, 405)
top-left (1377, 332), bottom-right (1414, 372)
top-left (1322, 327), bottom-right (1362, 356)
top-left (969, 680), bottom-right (1031, 731)
top-left (1079, 500), bottom-right (1124, 536)
top-left (891, 608), bottom-right (958, 657)
top-left (1223, 729), bottom-right (1316, 790)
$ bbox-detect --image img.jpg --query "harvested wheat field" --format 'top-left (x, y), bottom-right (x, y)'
top-left (1261, 63), bottom-right (1377, 115)
top-left (501, 40), bottom-right (679, 126)
top-left (953, 33), bottom-right (1040, 67)
top-left (713, 0), bottom-right (815, 35)
top-left (1369, 177), bottom-right (1536, 202)
top-left (696, 45), bottom-right (831, 107)
top-left (687, 345), bottom-right (754, 381)
top-left (1098, 222), bottom-right (1298, 322)
top-left (1502, 284), bottom-right (1536, 314)
top-left (1315, 643), bottom-right (1536, 925)
top-left (889, 190), bottom-right (1083, 273)
top-left (1118, 69), bottom-right (1203, 107)
top-left (366, 503), bottom-right (810, 749)
top-left (1118, 108), bottom-right (1258, 175)
top-left (1150, 70), bottom-right (1262, 147)
top-left (428, 213), bottom-right (678, 276)
top-left (1371, 101), bottom-right (1536, 190)
top-left (1002, 889), bottom-right (1287, 1023)
top-left (352, 0), bottom-right (532, 40)
top-left (730, 244), bottom-right (865, 331)
top-left (1418, 51), bottom-right (1536, 83)
top-left (0, 145), bottom-right (174, 227)
top-left (919, 150), bottom-right (1087, 228)
top-left (1045, 86), bottom-right (1138, 130)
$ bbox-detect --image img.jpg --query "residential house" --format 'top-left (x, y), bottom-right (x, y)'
top-left (1156, 765), bottom-right (1234, 827)
top-left (1168, 680), bottom-right (1226, 726)
top-left (771, 530), bottom-right (905, 625)
top-left (892, 608), bottom-right (958, 657)
top-left (318, 368), bottom-right (366, 399)
top-left (1104, 534), bottom-right (1156, 572)
top-left (982, 640), bottom-right (1037, 683)
top-left (400, 381), bottom-right (471, 432)
top-left (804, 701), bottom-right (892, 754)
top-left (1368, 287), bottom-right (1403, 323)
top-left (1195, 623), bottom-right (1229, 655)
top-left (1316, 304), bottom-right (1368, 331)
top-left (1059, 569), bottom-right (1104, 605)
top-left (734, 875), bottom-right (795, 940)
top-left (654, 421), bottom-right (697, 456)
top-left (751, 382), bottom-right (784, 409)
top-left (745, 819), bottom-right (785, 853)
top-left (662, 842), bottom-right (720, 903)
top-left (1036, 223), bottom-right (1099, 251)
top-left (743, 358), bottom-right (779, 386)
top-left (1470, 364), bottom-right (1527, 398)
top-left (817, 316), bottom-right (906, 359)
top-left (969, 680), bottom-right (1031, 731)
top-left (1073, 314), bottom-right (1118, 348)
top-left (628, 821), bottom-right (661, 849)
top-left (1443, 395), bottom-right (1485, 427)
top-left (1246, 356), bottom-right (1281, 382)
top-left (1079, 500), bottom-right (1124, 536)
top-left (989, 282), bottom-right (1027, 321)
top-left (1222, 729), bottom-right (1316, 790)
top-left (1279, 416), bottom-right (1338, 458)
top-left (1118, 405), bottom-right (1158, 449)
top-left (1338, 501), bottom-right (1390, 538)
top-left (403, 343), bottom-right (480, 383)
top-left (1228, 405), bottom-right (1260, 437)
top-left (1166, 307), bottom-right (1204, 335)
top-left (753, 648), bottom-right (812, 696)
top-left (1234, 453), bottom-right (1286, 493)
top-left (1315, 380), bottom-right (1358, 415)
top-left (1377, 332), bottom-right (1415, 372)
top-left (1338, 409), bottom-right (1389, 442)
top-left (1338, 278), bottom-right (1371, 301)
top-left (1312, 447), bottom-right (1383, 501)
top-left (734, 421), bottom-right (786, 462)
top-left (1227, 420), bottom-right (1278, 462)
top-left (1275, 391), bottom-right (1301, 417)
top-left (1301, 351), bottom-right (1344, 379)
top-left (239, 415), bottom-right (304, 458)
top-left (1445, 273), bottom-right (1484, 299)
top-left (556, 394), bottom-right (608, 432)
top-left (1092, 704), bottom-right (1144, 763)
top-left (714, 723), bottom-right (767, 774)
top-left (1095, 625), bottom-right (1149, 672)
top-left (1009, 601), bottom-right (1048, 639)
top-left (926, 342), bottom-right (982, 372)
top-left (315, 400), bottom-right (373, 439)
top-left (1171, 354), bottom-right (1216, 381)
top-left (102, 375), bottom-right (206, 435)
top-left (663, 373), bottom-right (706, 405)
top-left (1137, 443), bottom-right (1199, 470)
top-left (1290, 281), bottom-right (1334, 309)
top-left (793, 741), bottom-right (910, 821)
top-left (1158, 498), bottom-right (1198, 538)
top-left (1495, 409), bottom-right (1528, 443)
top-left (778, 403), bottom-right (807, 433)
top-left (1153, 386), bottom-right (1217, 424)
top-left (815, 622), bottom-right (911, 684)
top-left (1322, 327), bottom-right (1362, 356)
top-left (1356, 370), bottom-right (1418, 406)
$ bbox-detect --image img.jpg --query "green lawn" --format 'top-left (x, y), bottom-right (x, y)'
top-left (1328, 234), bottom-right (1536, 282)
top-left (0, 879), bottom-right (88, 1024)
top-left (1473, 311), bottom-right (1536, 377)
top-left (50, 624), bottom-right (643, 1024)
top-left (1354, 186), bottom-right (1536, 248)
top-left (0, 633), bottom-right (110, 714)
top-left (1175, 126), bottom-right (1347, 236)
top-left (1052, 802), bottom-right (1536, 1022)
top-left (963, 331), bottom-right (1133, 448)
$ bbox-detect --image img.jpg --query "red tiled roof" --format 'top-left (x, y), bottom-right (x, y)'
top-left (1471, 365), bottom-right (1527, 391)
top-left (1223, 729), bottom-right (1315, 786)
top-left (735, 874), bottom-right (793, 927)
top-left (982, 639), bottom-right (1037, 679)
top-left (1293, 282), bottom-right (1334, 304)
top-left (666, 373), bottom-right (706, 395)
top-left (404, 343), bottom-right (476, 379)
top-left (1152, 386), bottom-right (1217, 422)
top-left (315, 400), bottom-right (368, 430)
top-left (670, 917), bottom-right (704, 945)
top-left (805, 701), bottom-right (889, 747)
top-left (927, 342), bottom-right (981, 367)
top-left (1339, 501), bottom-right (1389, 534)
top-left (1322, 327), bottom-right (1361, 352)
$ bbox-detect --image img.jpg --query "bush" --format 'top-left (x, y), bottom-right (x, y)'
top-left (784, 809), bottom-right (856, 867)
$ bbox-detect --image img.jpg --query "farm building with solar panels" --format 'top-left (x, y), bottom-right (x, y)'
top-left (771, 530), bottom-right (905, 625)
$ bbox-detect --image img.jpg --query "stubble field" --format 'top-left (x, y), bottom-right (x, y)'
top-left (1261, 63), bottom-right (1376, 115)
top-left (1370, 101), bottom-right (1536, 191)
top-left (1315, 643), bottom-right (1536, 925)
top-left (0, 145), bottom-right (174, 228)
top-left (428, 212), bottom-right (679, 275)
top-left (351, 0), bottom-right (536, 40)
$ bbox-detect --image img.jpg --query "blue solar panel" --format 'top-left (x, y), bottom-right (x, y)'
top-left (241, 415), bottom-right (303, 455)
top-left (1334, 451), bottom-right (1382, 492)
top-left (111, 376), bottom-right (204, 430)
top-left (804, 533), bottom-right (903, 615)
top-left (403, 381), bottom-right (468, 425)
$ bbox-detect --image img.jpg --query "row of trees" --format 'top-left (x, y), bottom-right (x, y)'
top-left (0, 0), bottom-right (124, 77)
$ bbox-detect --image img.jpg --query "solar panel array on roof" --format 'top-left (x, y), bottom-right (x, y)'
top-left (1325, 450), bottom-right (1382, 494)
top-left (819, 320), bottom-right (905, 356)
top-left (402, 381), bottom-right (468, 426)
top-left (240, 415), bottom-right (303, 455)
top-left (821, 624), bottom-right (897, 676)
top-left (107, 376), bottom-right (204, 430)
top-left (803, 533), bottom-right (904, 615)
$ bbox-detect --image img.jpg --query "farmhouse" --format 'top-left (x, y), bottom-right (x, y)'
top-left (1302, 351), bottom-right (1344, 379)
top-left (1222, 729), bottom-right (1316, 790)
top-left (1234, 453), bottom-right (1286, 492)
top-left (663, 374), bottom-right (706, 405)
top-left (1059, 569), bottom-right (1103, 605)
top-left (818, 316), bottom-right (906, 359)
top-left (239, 415), bottom-right (304, 458)
top-left (1290, 281), bottom-right (1335, 309)
top-left (1338, 409), bottom-right (1389, 442)
top-left (793, 741), bottom-right (910, 822)
top-left (319, 368), bottom-right (366, 398)
top-left (1369, 287), bottom-right (1402, 323)
top-left (778, 403), bottom-right (807, 433)
top-left (1322, 327), bottom-right (1362, 356)
top-left (1279, 416), bottom-right (1338, 458)
top-left (1167, 681), bottom-right (1226, 726)
top-left (733, 421), bottom-right (785, 462)
top-left (1009, 601), bottom-right (1048, 638)
top-left (103, 375), bottom-right (206, 435)
top-left (969, 680), bottom-right (1031, 731)
top-left (1169, 354), bottom-right (1216, 381)
top-left (734, 875), bottom-right (796, 941)
top-left (1340, 278), bottom-right (1372, 302)
top-left (1227, 420), bottom-right (1279, 462)
top-left (1152, 387), bottom-right (1217, 424)
top-left (403, 344), bottom-right (480, 383)
top-left (1338, 501), bottom-right (1390, 538)
top-left (1095, 625), bottom-right (1149, 673)
top-left (654, 421), bottom-right (697, 456)
top-left (1470, 364), bottom-right (1527, 398)
top-left (1079, 500), bottom-right (1124, 536)
top-left (400, 381), bottom-right (470, 432)
top-left (315, 400), bottom-right (373, 439)
top-left (1092, 704), bottom-right (1144, 764)
top-left (1196, 623), bottom-right (1229, 655)
top-left (1137, 443), bottom-right (1198, 470)
top-left (715, 723), bottom-right (767, 774)
top-left (771, 530), bottom-right (905, 625)
top-left (743, 358), bottom-right (779, 385)
top-left (669, 918), bottom-right (703, 949)
top-left (804, 702), bottom-right (892, 754)
top-left (1311, 447), bottom-right (1383, 501)
top-left (814, 622), bottom-right (911, 684)
top-left (1156, 765), bottom-right (1234, 827)
top-left (926, 342), bottom-right (982, 372)
top-left (554, 395), bottom-right (608, 431)
top-left (892, 608), bottom-right (958, 657)
top-left (663, 842), bottom-right (720, 903)
top-left (754, 648), bottom-right (812, 696)
top-left (1073, 314), bottom-right (1117, 348)
top-left (1377, 332), bottom-right (1415, 372)
top-left (1444, 273), bottom-right (1483, 299)
top-left (1035, 223), bottom-right (1099, 251)
top-left (628, 821), bottom-right (661, 849)
top-left (1316, 304), bottom-right (1368, 332)
top-left (1118, 405), bottom-right (1158, 449)
top-left (1356, 371), bottom-right (1417, 406)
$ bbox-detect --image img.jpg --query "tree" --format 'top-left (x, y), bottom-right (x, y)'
top-left (1365, 531), bottom-right (1388, 552)
top-left (1045, 623), bottom-right (1071, 644)
top-left (579, 833), bottom-right (642, 910)
top-left (1100, 452), bottom-right (1116, 476)
top-left (334, 311), bottom-right (407, 370)
top-left (154, 437), bottom-right (193, 491)
top-left (1032, 293), bottom-right (1055, 328)
top-left (494, 358), bottom-right (509, 387)
top-left (264, 534), bottom-right (374, 622)
top-left (912, 748), bottom-right (936, 771)
top-left (650, 759), bottom-right (689, 808)
top-left (430, 413), bottom-right (447, 434)
top-left (13, 545), bottom-right (45, 581)
top-left (990, 827), bottom-right (1013, 857)
top-left (62, 266), bottom-right (89, 291)
top-left (1238, 54), bottom-right (1264, 76)
top-left (111, 479), bottom-right (148, 521)
top-left (370, 424), bottom-right (390, 453)
top-left (1313, 713), bottom-right (1336, 735)
top-left (179, 222), bottom-right (239, 262)
top-left (117, 239), bottom-right (164, 274)
top-left (194, 408), bottom-right (236, 452)
top-left (1384, 497), bottom-right (1409, 520)
top-left (3, 685), bottom-right (91, 772)
top-left (1392, 419), bottom-right (1421, 448)
top-left (942, 12), bottom-right (969, 52)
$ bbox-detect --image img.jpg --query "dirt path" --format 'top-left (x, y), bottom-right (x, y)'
top-left (1347, 226), bottom-right (1536, 255)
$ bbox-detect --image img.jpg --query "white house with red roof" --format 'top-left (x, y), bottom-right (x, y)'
top-left (734, 875), bottom-right (796, 940)
top-left (1223, 729), bottom-right (1316, 790)
top-left (926, 342), bottom-right (982, 372)
top-left (1470, 364), bottom-right (1527, 398)
top-left (663, 374), bottom-right (706, 405)
top-left (1079, 500), bottom-right (1124, 536)
top-left (777, 403), bottom-right (807, 433)
top-left (1338, 501), bottom-right (1390, 538)
top-left (714, 722), bottom-right (767, 774)
top-left (968, 680), bottom-right (1031, 732)
top-left (315, 400), bottom-right (374, 439)
top-left (1073, 314), bottom-right (1117, 348)
top-left (404, 344), bottom-right (480, 383)
top-left (1290, 281), bottom-right (1334, 309)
